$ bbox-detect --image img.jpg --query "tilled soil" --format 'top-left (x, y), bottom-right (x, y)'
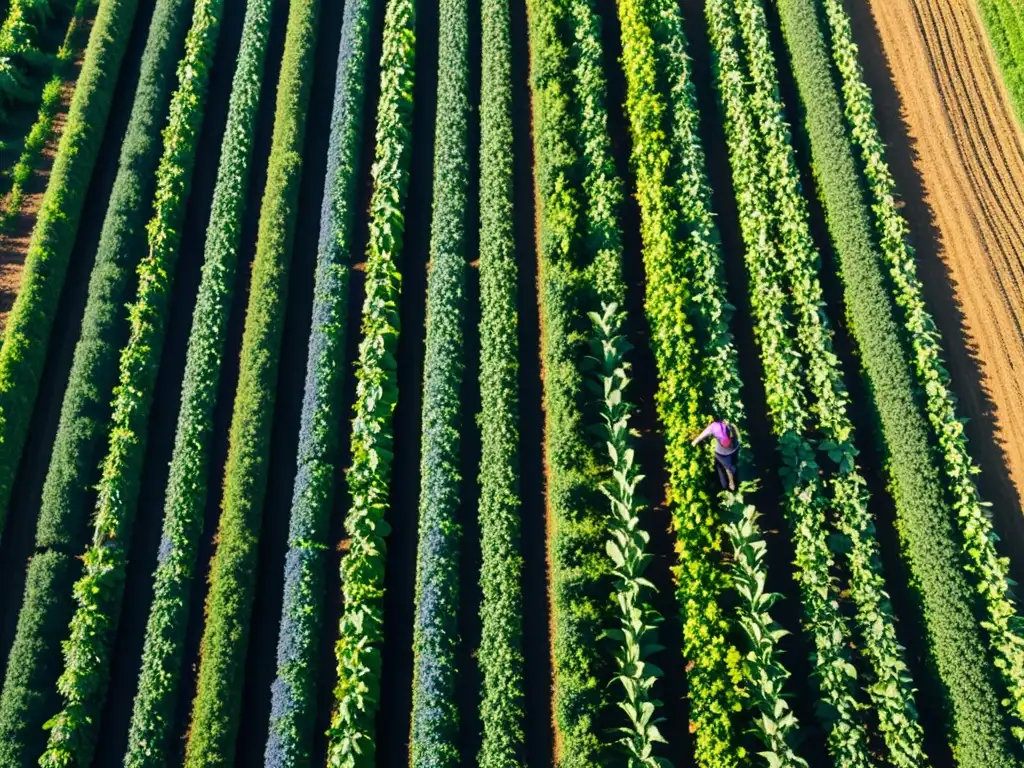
top-left (858, 0), bottom-right (1024, 519)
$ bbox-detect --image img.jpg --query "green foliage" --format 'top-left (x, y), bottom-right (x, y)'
top-left (120, 0), bottom-right (269, 762)
top-left (182, 0), bottom-right (319, 763)
top-left (37, 0), bottom-right (217, 757)
top-left (978, 0), bottom-right (1024, 131)
top-left (588, 304), bottom-right (672, 768)
top-left (409, 0), bottom-right (469, 761)
top-left (324, 0), bottom-right (415, 761)
top-left (263, 0), bottom-right (372, 763)
top-left (0, 0), bottom-right (193, 758)
top-left (820, 0), bottom-right (1024, 750)
top-left (0, 0), bottom-right (138, 542)
top-left (475, 0), bottom-right (525, 761)
top-left (0, 0), bottom-right (74, 113)
top-left (616, 0), bottom-right (801, 763)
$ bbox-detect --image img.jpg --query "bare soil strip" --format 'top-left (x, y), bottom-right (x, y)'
top-left (859, 0), bottom-right (1024, 522)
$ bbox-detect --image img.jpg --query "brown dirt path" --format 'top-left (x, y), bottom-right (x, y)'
top-left (859, 0), bottom-right (1024, 516)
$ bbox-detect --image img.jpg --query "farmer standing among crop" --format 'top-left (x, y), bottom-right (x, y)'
top-left (692, 418), bottom-right (741, 491)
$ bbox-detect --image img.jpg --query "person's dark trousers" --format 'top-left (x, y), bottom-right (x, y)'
top-left (715, 451), bottom-right (738, 490)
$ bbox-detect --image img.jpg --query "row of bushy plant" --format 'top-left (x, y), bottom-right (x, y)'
top-left (762, 0), bottom-right (1017, 761)
top-left (263, 0), bottom-right (373, 763)
top-left (0, 0), bottom-right (73, 115)
top-left (978, 0), bottom-right (1024, 130)
top-left (0, 0), bottom-right (140, 541)
top-left (475, 0), bottom-right (524, 761)
top-left (729, 1), bottom-right (931, 763)
top-left (121, 0), bottom-right (270, 763)
top-left (820, 0), bottom-right (1024, 745)
top-left (617, 0), bottom-right (802, 763)
top-left (409, 0), bottom-right (469, 761)
top-left (0, 0), bottom-right (89, 231)
top-left (0, 0), bottom-right (193, 760)
top-left (182, 0), bottom-right (320, 762)
top-left (37, 0), bottom-right (217, 757)
top-left (324, 0), bottom-right (415, 761)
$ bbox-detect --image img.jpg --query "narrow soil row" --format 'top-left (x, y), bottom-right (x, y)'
top-left (675, 0), bottom-right (831, 762)
top-left (373, 0), bottom-right (439, 758)
top-left (0, 0), bottom-right (160, 671)
top-left (591, 0), bottom-right (692, 762)
top-left (230, 0), bottom-right (345, 758)
top-left (306, 0), bottom-right (387, 759)
top-left (157, 0), bottom-right (292, 757)
top-left (90, 0), bottom-right (261, 760)
top-left (857, 0), bottom-right (1024, 555)
top-left (506, 0), bottom-right (554, 760)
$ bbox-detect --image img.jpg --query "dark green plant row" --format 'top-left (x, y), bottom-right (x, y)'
top-left (475, 0), bottom-right (525, 761)
top-left (978, 0), bottom-right (1024, 130)
top-left (820, 0), bottom-right (1024, 744)
top-left (731, 0), bottom-right (932, 763)
top-left (38, 0), bottom-right (216, 756)
top-left (183, 0), bottom-right (320, 762)
top-left (264, 0), bottom-right (373, 763)
top-left (122, 0), bottom-right (269, 763)
top-left (707, 1), bottom-right (882, 764)
top-left (764, 0), bottom-right (1019, 760)
top-left (0, 0), bottom-right (139, 544)
top-left (0, 0), bottom-right (192, 758)
top-left (324, 0), bottom-right (415, 761)
top-left (0, 0), bottom-right (90, 232)
top-left (409, 0), bottom-right (469, 760)
top-left (618, 0), bottom-right (802, 763)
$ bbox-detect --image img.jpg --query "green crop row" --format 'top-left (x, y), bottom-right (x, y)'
top-left (732, 0), bottom-right (932, 763)
top-left (0, 0), bottom-right (192, 759)
top-left (475, 0), bottom-right (524, 760)
top-left (0, 0), bottom-right (139, 543)
top-left (978, 0), bottom-right (1024, 130)
top-left (617, 0), bottom-right (802, 763)
top-left (409, 0), bottom-right (469, 760)
top-left (324, 0), bottom-right (415, 761)
top-left (122, 0), bottom-right (268, 762)
top-left (819, 0), bottom-right (1024, 749)
top-left (38, 0), bottom-right (215, 756)
top-left (264, 0), bottom-right (372, 763)
top-left (183, 0), bottom-right (320, 762)
top-left (0, 0), bottom-right (73, 115)
top-left (0, 0), bottom-right (89, 232)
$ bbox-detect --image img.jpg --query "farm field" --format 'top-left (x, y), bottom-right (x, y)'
top-left (0, 0), bottom-right (1022, 765)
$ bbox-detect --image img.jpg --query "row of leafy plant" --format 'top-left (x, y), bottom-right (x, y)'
top-left (0, 0), bottom-right (73, 117)
top-left (0, 0), bottom-right (139, 542)
top-left (38, 0), bottom-right (218, 756)
top-left (324, 0), bottom-right (415, 761)
top-left (264, 0), bottom-right (373, 763)
top-left (122, 0), bottom-right (271, 762)
top-left (0, 0), bottom-right (90, 232)
top-left (728, 0), bottom-right (933, 763)
top-left (183, 0), bottom-right (320, 762)
top-left (764, 0), bottom-right (1019, 760)
top-left (617, 0), bottom-right (802, 763)
top-left (475, 0), bottom-right (524, 761)
top-left (0, 0), bottom-right (190, 758)
top-left (818, 0), bottom-right (1024, 748)
top-left (978, 0), bottom-right (1024, 130)
top-left (409, 0), bottom-right (469, 761)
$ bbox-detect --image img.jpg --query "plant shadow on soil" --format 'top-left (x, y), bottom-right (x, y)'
top-left (0, 0), bottom-right (158, 675)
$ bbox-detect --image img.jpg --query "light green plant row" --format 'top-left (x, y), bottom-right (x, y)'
top-left (122, 0), bottom-right (271, 761)
top-left (820, 0), bottom-right (1024, 745)
top-left (632, 0), bottom-right (805, 762)
top-left (978, 0), bottom-right (1024, 131)
top-left (38, 0), bottom-right (217, 756)
top-left (0, 0), bottom-right (139, 543)
top-left (324, 0), bottom-right (415, 761)
top-left (705, 1), bottom-right (873, 763)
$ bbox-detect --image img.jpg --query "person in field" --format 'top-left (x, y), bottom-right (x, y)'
top-left (692, 418), bottom-right (740, 491)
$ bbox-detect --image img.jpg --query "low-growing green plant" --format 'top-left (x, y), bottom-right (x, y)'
top-left (324, 0), bottom-right (415, 761)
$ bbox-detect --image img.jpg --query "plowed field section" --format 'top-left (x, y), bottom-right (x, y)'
top-left (859, 0), bottom-right (1024, 514)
